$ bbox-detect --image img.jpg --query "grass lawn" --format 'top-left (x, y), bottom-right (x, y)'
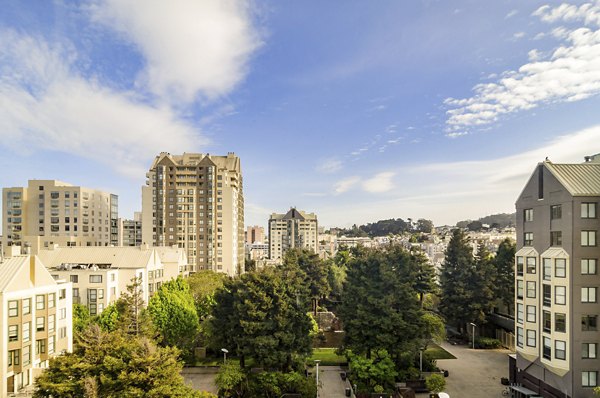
top-left (308, 348), bottom-right (347, 366)
top-left (425, 343), bottom-right (456, 360)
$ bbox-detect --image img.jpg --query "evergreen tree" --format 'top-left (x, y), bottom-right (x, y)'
top-left (493, 238), bottom-right (516, 311)
top-left (471, 242), bottom-right (496, 323)
top-left (115, 276), bottom-right (155, 338)
top-left (284, 249), bottom-right (330, 314)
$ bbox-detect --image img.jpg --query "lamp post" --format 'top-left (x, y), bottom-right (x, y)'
top-left (469, 323), bottom-right (477, 349)
top-left (221, 348), bottom-right (228, 364)
top-left (315, 359), bottom-right (321, 398)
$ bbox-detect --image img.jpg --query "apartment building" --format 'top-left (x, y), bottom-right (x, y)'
top-left (118, 212), bottom-right (142, 246)
top-left (268, 208), bottom-right (318, 261)
top-left (512, 155), bottom-right (600, 398)
top-left (246, 225), bottom-right (265, 245)
top-left (2, 180), bottom-right (118, 254)
top-left (38, 245), bottom-right (186, 315)
top-left (142, 152), bottom-right (245, 276)
top-left (0, 251), bottom-right (72, 397)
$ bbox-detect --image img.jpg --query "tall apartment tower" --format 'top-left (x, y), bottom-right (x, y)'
top-left (142, 152), bottom-right (244, 276)
top-left (2, 180), bottom-right (118, 254)
top-left (268, 208), bottom-right (318, 261)
top-left (513, 155), bottom-right (600, 398)
top-left (246, 225), bottom-right (265, 244)
top-left (118, 212), bottom-right (142, 246)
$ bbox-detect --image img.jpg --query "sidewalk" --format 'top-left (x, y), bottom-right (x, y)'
top-left (318, 365), bottom-right (351, 397)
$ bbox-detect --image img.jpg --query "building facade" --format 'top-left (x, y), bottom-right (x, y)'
top-left (514, 156), bottom-right (600, 398)
top-left (142, 152), bottom-right (244, 276)
top-left (246, 225), bottom-right (265, 245)
top-left (0, 252), bottom-right (73, 397)
top-left (118, 212), bottom-right (142, 246)
top-left (268, 208), bottom-right (318, 261)
top-left (2, 180), bottom-right (118, 254)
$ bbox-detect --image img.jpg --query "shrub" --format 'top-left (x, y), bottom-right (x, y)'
top-left (425, 373), bottom-right (446, 393)
top-left (475, 337), bottom-right (502, 349)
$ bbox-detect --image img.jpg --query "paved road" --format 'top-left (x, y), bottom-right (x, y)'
top-left (417, 342), bottom-right (512, 398)
top-left (318, 365), bottom-right (351, 397)
top-left (182, 367), bottom-right (219, 395)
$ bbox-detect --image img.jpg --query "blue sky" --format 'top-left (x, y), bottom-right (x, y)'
top-left (1, 0), bottom-right (600, 229)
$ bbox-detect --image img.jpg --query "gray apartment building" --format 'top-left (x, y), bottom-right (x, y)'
top-left (512, 155), bottom-right (600, 398)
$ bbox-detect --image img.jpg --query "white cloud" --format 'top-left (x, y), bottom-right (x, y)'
top-left (316, 158), bottom-right (343, 173)
top-left (528, 49), bottom-right (542, 61)
top-left (445, 1), bottom-right (600, 133)
top-left (88, 0), bottom-right (262, 103)
top-left (0, 29), bottom-right (202, 178)
top-left (513, 31), bottom-right (526, 39)
top-left (506, 9), bottom-right (519, 19)
top-left (362, 172), bottom-right (395, 193)
top-left (334, 176), bottom-right (360, 194)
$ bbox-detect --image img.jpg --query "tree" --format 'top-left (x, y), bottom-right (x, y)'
top-left (215, 362), bottom-right (246, 398)
top-left (147, 277), bottom-right (200, 355)
top-left (426, 373), bottom-right (446, 393)
top-left (115, 276), bottom-right (154, 337)
top-left (34, 325), bottom-right (206, 397)
top-left (96, 302), bottom-right (119, 332)
top-left (471, 242), bottom-right (497, 323)
top-left (416, 219), bottom-right (434, 233)
top-left (210, 268), bottom-right (313, 371)
top-left (411, 249), bottom-right (437, 308)
top-left (187, 270), bottom-right (226, 320)
top-left (494, 238), bottom-right (516, 311)
top-left (284, 249), bottom-right (330, 314)
top-left (346, 349), bottom-right (398, 392)
top-left (73, 303), bottom-right (92, 334)
top-left (339, 245), bottom-right (425, 361)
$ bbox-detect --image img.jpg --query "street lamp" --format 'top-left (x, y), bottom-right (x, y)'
top-left (315, 359), bottom-right (321, 398)
top-left (469, 323), bottom-right (477, 350)
top-left (221, 348), bottom-right (228, 364)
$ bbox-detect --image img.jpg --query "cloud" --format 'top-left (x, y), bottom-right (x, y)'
top-left (316, 158), bottom-right (343, 173)
top-left (0, 29), bottom-right (202, 178)
top-left (362, 172), bottom-right (395, 193)
top-left (334, 176), bottom-right (360, 194)
top-left (513, 31), bottom-right (526, 39)
top-left (445, 1), bottom-right (600, 133)
top-left (88, 0), bottom-right (262, 103)
top-left (506, 9), bottom-right (519, 19)
top-left (527, 49), bottom-right (542, 61)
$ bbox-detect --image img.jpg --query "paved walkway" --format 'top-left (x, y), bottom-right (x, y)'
top-left (318, 365), bottom-right (351, 397)
top-left (182, 367), bottom-right (219, 395)
top-left (417, 342), bottom-right (512, 398)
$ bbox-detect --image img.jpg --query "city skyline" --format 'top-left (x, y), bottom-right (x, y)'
top-left (1, 1), bottom-right (600, 229)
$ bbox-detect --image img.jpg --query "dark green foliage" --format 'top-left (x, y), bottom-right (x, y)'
top-left (147, 277), bottom-right (200, 355)
top-left (475, 337), bottom-right (502, 349)
top-left (247, 371), bottom-right (317, 398)
top-left (115, 276), bottom-right (155, 338)
top-left (215, 363), bottom-right (246, 398)
top-left (494, 238), bottom-right (516, 310)
top-left (284, 249), bottom-right (330, 313)
top-left (210, 267), bottom-right (313, 371)
top-left (338, 245), bottom-right (426, 360)
top-left (336, 218), bottom-right (434, 237)
top-left (456, 213), bottom-right (515, 229)
top-left (347, 349), bottom-right (398, 393)
top-left (425, 373), bottom-right (446, 393)
top-left (34, 325), bottom-right (204, 398)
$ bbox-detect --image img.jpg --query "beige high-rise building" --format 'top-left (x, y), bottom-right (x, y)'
top-left (118, 212), bottom-right (142, 246)
top-left (2, 180), bottom-right (118, 254)
top-left (268, 208), bottom-right (318, 261)
top-left (246, 225), bottom-right (265, 244)
top-left (142, 152), bottom-right (244, 276)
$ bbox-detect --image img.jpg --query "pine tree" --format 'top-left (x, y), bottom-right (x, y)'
top-left (493, 238), bottom-right (516, 311)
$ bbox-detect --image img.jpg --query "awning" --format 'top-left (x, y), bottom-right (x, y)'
top-left (510, 384), bottom-right (539, 396)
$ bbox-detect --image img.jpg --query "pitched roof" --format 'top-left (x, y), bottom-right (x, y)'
top-left (37, 246), bottom-right (156, 270)
top-left (0, 255), bottom-right (29, 291)
top-left (545, 162), bottom-right (600, 196)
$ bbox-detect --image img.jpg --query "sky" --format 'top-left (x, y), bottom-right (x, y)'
top-left (1, 0), bottom-right (600, 229)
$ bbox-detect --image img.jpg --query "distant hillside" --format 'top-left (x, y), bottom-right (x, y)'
top-left (333, 218), bottom-right (434, 237)
top-left (456, 213), bottom-right (516, 230)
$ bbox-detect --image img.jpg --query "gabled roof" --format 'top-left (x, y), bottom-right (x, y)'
top-left (545, 162), bottom-right (600, 196)
top-left (0, 255), bottom-right (30, 291)
top-left (155, 246), bottom-right (187, 265)
top-left (38, 246), bottom-right (157, 270)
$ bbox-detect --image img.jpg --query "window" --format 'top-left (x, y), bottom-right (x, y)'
top-left (526, 329), bottom-right (536, 347)
top-left (48, 315), bottom-right (55, 333)
top-left (517, 327), bottom-right (523, 348)
top-left (543, 311), bottom-right (551, 333)
top-left (543, 337), bottom-right (551, 359)
top-left (59, 289), bottom-right (66, 300)
top-left (526, 281), bottom-right (536, 298)
top-left (543, 258), bottom-right (552, 281)
top-left (36, 295), bottom-right (45, 310)
top-left (555, 340), bottom-right (566, 360)
top-left (582, 259), bottom-right (597, 275)
top-left (582, 231), bottom-right (597, 247)
top-left (583, 371), bottom-right (598, 387)
top-left (526, 257), bottom-right (536, 274)
top-left (8, 325), bottom-right (18, 342)
top-left (23, 298), bottom-right (30, 315)
top-left (36, 339), bottom-right (46, 355)
top-left (555, 313), bottom-right (566, 333)
top-left (551, 205), bottom-right (562, 220)
top-left (59, 327), bottom-right (67, 339)
top-left (89, 275), bottom-right (102, 283)
top-left (23, 322), bottom-right (30, 343)
top-left (582, 287), bottom-right (597, 303)
top-left (59, 308), bottom-right (66, 320)
top-left (70, 275), bottom-right (78, 283)
top-left (8, 349), bottom-right (20, 367)
top-left (8, 300), bottom-right (18, 317)
top-left (583, 315), bottom-right (598, 331)
top-left (526, 305), bottom-right (536, 323)
top-left (23, 345), bottom-right (30, 366)
top-left (555, 286), bottom-right (566, 305)
top-left (48, 336), bottom-right (55, 354)
top-left (48, 293), bottom-right (55, 308)
top-left (524, 208), bottom-right (533, 222)
top-left (551, 231), bottom-right (562, 246)
top-left (524, 232), bottom-right (533, 246)
top-left (582, 203), bottom-right (597, 219)
top-left (543, 284), bottom-right (551, 306)
top-left (517, 303), bottom-right (524, 324)
top-left (36, 317), bottom-right (45, 332)
top-left (583, 343), bottom-right (597, 359)
top-left (555, 258), bottom-right (566, 278)
top-left (516, 256), bottom-right (524, 276)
